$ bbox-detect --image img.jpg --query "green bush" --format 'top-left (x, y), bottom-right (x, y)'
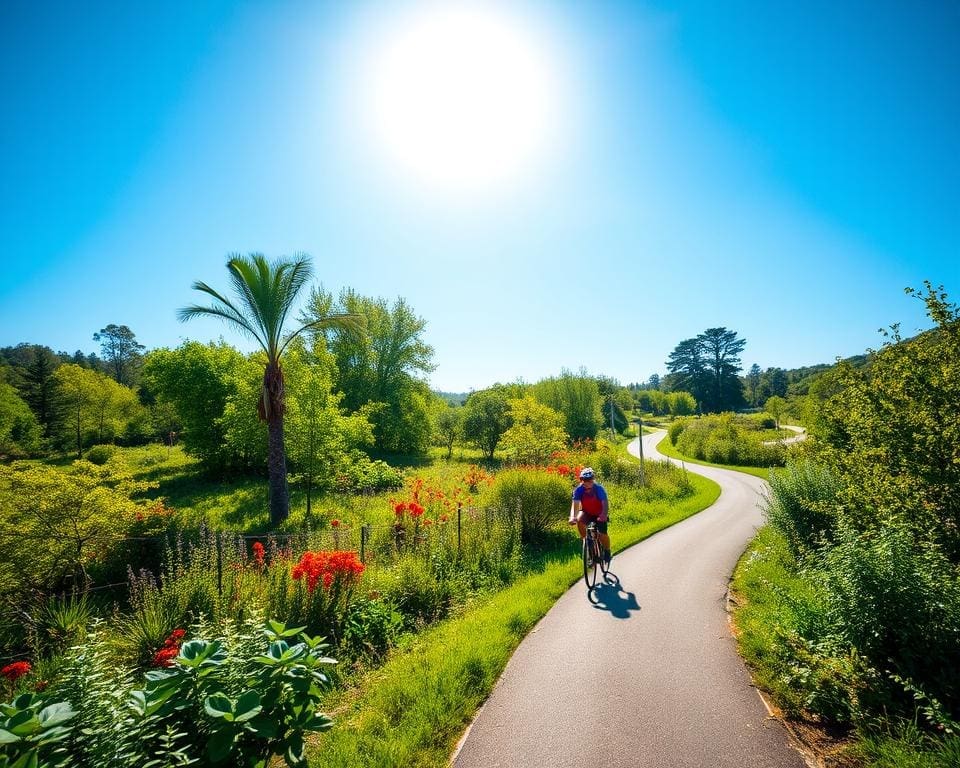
top-left (44, 617), bottom-right (336, 767)
top-left (486, 469), bottom-right (571, 543)
top-left (764, 459), bottom-right (839, 560)
top-left (340, 456), bottom-right (403, 493)
top-left (820, 518), bottom-right (960, 720)
top-left (674, 414), bottom-right (787, 467)
top-left (667, 418), bottom-right (688, 445)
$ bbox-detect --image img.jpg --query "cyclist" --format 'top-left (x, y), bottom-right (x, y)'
top-left (568, 467), bottom-right (610, 565)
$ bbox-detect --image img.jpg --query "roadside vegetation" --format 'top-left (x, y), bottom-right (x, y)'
top-left (732, 284), bottom-right (960, 767)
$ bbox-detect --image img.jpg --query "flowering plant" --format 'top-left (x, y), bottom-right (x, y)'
top-left (151, 629), bottom-right (186, 668)
top-left (1, 661), bottom-right (31, 683)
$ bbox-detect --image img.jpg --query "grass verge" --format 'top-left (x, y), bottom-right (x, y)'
top-left (308, 472), bottom-right (719, 767)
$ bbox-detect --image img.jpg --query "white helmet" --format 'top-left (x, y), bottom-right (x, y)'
top-left (579, 467), bottom-right (595, 480)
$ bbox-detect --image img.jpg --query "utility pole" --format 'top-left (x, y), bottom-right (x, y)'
top-left (635, 414), bottom-right (646, 486)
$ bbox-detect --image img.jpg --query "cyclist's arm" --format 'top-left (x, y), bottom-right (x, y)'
top-left (569, 499), bottom-right (582, 523)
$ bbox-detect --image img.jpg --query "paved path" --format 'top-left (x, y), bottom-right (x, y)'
top-left (452, 431), bottom-right (807, 768)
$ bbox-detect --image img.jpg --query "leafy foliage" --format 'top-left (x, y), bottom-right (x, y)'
top-left (0, 381), bottom-right (40, 458)
top-left (500, 396), bottom-right (568, 465)
top-left (304, 288), bottom-right (435, 455)
top-left (485, 468), bottom-right (570, 543)
top-left (665, 327), bottom-right (746, 413)
top-left (668, 413), bottom-right (787, 467)
top-left (34, 617), bottom-right (336, 767)
top-left (0, 459), bottom-right (156, 594)
top-left (461, 386), bottom-right (513, 460)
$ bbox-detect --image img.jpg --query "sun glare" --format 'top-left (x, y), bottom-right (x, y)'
top-left (356, 2), bottom-right (562, 196)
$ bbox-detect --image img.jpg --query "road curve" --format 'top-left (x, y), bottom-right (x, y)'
top-left (452, 431), bottom-right (807, 768)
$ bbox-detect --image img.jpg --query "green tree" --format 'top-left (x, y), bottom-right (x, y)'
top-left (666, 328), bottom-right (746, 413)
top-left (179, 254), bottom-right (358, 525)
top-left (304, 288), bottom-right (435, 454)
top-left (18, 345), bottom-right (63, 440)
top-left (462, 386), bottom-right (513, 460)
top-left (143, 342), bottom-right (250, 471)
top-left (668, 391), bottom-right (697, 417)
top-left (93, 324), bottom-right (145, 386)
top-left (531, 370), bottom-right (601, 440)
top-left (746, 363), bottom-right (762, 407)
top-left (811, 283), bottom-right (960, 558)
top-left (665, 338), bottom-right (706, 408)
top-left (54, 363), bottom-right (104, 459)
top-left (0, 382), bottom-right (40, 457)
top-left (433, 402), bottom-right (463, 460)
top-left (283, 342), bottom-right (374, 513)
top-left (500, 396), bottom-right (568, 464)
top-left (764, 395), bottom-right (787, 429)
top-left (0, 459), bottom-right (155, 592)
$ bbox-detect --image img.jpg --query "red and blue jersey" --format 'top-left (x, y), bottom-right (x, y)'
top-left (572, 482), bottom-right (608, 519)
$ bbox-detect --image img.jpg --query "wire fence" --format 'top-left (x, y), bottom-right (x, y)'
top-left (0, 501), bottom-right (523, 648)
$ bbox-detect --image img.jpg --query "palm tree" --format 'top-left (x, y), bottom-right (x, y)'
top-left (179, 253), bottom-right (357, 526)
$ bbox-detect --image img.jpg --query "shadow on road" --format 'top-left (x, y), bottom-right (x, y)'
top-left (588, 573), bottom-right (641, 618)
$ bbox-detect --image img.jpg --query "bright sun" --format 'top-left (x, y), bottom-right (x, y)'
top-left (358, 2), bottom-right (561, 196)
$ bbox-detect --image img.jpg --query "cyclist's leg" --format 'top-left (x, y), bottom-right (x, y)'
top-left (575, 510), bottom-right (588, 540)
top-left (596, 521), bottom-right (611, 560)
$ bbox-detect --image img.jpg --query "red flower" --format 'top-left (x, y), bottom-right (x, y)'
top-left (152, 629), bottom-right (186, 667)
top-left (408, 503), bottom-right (425, 518)
top-left (440, 514), bottom-right (449, 523)
top-left (252, 541), bottom-right (265, 567)
top-left (290, 550), bottom-right (365, 594)
top-left (330, 519), bottom-right (340, 528)
top-left (1, 661), bottom-right (31, 682)
top-left (152, 647), bottom-right (179, 668)
top-left (394, 501), bottom-right (407, 516)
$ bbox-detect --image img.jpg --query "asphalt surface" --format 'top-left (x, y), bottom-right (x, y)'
top-left (452, 431), bottom-right (808, 768)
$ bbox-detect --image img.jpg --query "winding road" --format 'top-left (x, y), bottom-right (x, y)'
top-left (452, 431), bottom-right (807, 768)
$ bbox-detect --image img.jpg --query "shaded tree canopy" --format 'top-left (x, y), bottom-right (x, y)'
top-left (665, 327), bottom-right (746, 413)
top-left (93, 324), bottom-right (145, 386)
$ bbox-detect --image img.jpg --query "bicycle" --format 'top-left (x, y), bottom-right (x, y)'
top-left (582, 521), bottom-right (610, 590)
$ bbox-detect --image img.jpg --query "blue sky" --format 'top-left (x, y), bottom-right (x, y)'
top-left (2, 0), bottom-right (958, 392)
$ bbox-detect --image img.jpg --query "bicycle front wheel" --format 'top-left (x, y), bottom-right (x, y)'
top-left (582, 535), bottom-right (598, 589)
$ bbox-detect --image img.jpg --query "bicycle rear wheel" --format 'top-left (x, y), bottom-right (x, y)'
top-left (582, 535), bottom-right (598, 589)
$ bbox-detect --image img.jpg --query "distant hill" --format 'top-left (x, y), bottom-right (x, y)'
top-left (434, 390), bottom-right (469, 406)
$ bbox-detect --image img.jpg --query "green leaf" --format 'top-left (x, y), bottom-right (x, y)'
top-left (245, 715), bottom-right (278, 739)
top-left (0, 728), bottom-right (20, 744)
top-left (233, 691), bottom-right (262, 723)
top-left (7, 710), bottom-right (39, 738)
top-left (205, 727), bottom-right (236, 764)
top-left (204, 694), bottom-right (234, 721)
top-left (284, 732), bottom-right (306, 766)
top-left (305, 714), bottom-right (334, 732)
top-left (9, 750), bottom-right (38, 768)
top-left (36, 702), bottom-right (75, 729)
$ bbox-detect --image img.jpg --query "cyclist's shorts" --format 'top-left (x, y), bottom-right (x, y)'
top-left (577, 511), bottom-right (608, 534)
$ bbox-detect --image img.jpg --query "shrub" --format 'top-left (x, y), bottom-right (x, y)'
top-left (819, 518), bottom-right (960, 720)
top-left (667, 418), bottom-right (688, 445)
top-left (84, 444), bottom-right (118, 465)
top-left (340, 595), bottom-right (402, 661)
top-left (486, 469), bottom-right (571, 543)
top-left (764, 459), bottom-right (839, 560)
top-left (44, 616), bottom-right (336, 767)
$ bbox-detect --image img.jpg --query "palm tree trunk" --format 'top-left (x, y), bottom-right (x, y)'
top-left (267, 411), bottom-right (289, 525)
top-left (264, 363), bottom-right (289, 526)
